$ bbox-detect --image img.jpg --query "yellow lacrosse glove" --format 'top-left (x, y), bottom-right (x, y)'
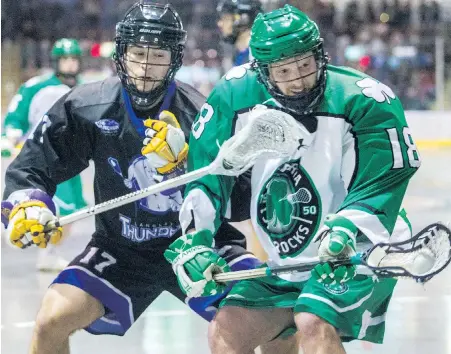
top-left (141, 110), bottom-right (188, 174)
top-left (2, 190), bottom-right (62, 249)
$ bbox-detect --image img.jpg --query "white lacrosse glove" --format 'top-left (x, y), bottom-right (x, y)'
top-left (141, 110), bottom-right (188, 174)
top-left (1, 136), bottom-right (15, 157)
top-left (1, 127), bottom-right (23, 157)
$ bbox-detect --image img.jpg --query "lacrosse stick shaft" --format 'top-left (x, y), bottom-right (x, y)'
top-left (214, 255), bottom-right (373, 282)
top-left (214, 258), bottom-right (332, 282)
top-left (55, 165), bottom-right (212, 226)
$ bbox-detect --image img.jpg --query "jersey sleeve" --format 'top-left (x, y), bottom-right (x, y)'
top-left (179, 84), bottom-right (237, 234)
top-left (3, 84), bottom-right (36, 134)
top-left (338, 89), bottom-right (420, 245)
top-left (3, 93), bottom-right (95, 199)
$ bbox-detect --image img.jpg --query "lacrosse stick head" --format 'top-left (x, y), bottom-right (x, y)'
top-left (365, 222), bottom-right (451, 283)
top-left (212, 107), bottom-right (308, 176)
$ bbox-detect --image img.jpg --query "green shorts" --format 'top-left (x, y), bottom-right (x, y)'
top-left (220, 272), bottom-right (396, 344)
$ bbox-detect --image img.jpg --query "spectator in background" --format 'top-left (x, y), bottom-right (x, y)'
top-left (39, 2), bottom-right (65, 42)
top-left (343, 0), bottom-right (362, 40)
top-left (419, 0), bottom-right (441, 26)
top-left (1, 0), bottom-right (445, 112)
top-left (382, 0), bottom-right (399, 27)
top-left (312, 0), bottom-right (336, 60)
top-left (216, 0), bottom-right (263, 67)
top-left (1, 0), bottom-right (21, 41)
top-left (393, 0), bottom-right (412, 30)
top-left (365, 1), bottom-right (377, 24)
top-left (78, 0), bottom-right (101, 40)
top-left (314, 0), bottom-right (335, 32)
top-left (18, 2), bottom-right (42, 71)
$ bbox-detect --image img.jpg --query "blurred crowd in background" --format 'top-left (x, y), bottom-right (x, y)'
top-left (1, 0), bottom-right (450, 111)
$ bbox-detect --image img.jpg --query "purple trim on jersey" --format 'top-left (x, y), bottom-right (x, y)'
top-left (52, 266), bottom-right (134, 336)
top-left (85, 313), bottom-right (125, 336)
top-left (159, 167), bottom-right (185, 196)
top-left (1, 200), bottom-right (13, 227)
top-left (28, 189), bottom-right (57, 214)
top-left (186, 255), bottom-right (262, 322)
top-left (122, 81), bottom-right (177, 138)
top-left (229, 255), bottom-right (262, 271)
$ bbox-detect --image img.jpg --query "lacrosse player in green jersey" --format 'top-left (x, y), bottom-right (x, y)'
top-left (2, 38), bottom-right (87, 271)
top-left (164, 5), bottom-right (421, 353)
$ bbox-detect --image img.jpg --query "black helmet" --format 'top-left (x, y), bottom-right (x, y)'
top-left (114, 1), bottom-right (187, 110)
top-left (217, 0), bottom-right (263, 43)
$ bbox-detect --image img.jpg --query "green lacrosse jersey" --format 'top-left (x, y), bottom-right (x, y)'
top-left (3, 73), bottom-right (87, 214)
top-left (3, 73), bottom-right (64, 135)
top-left (180, 64), bottom-right (420, 278)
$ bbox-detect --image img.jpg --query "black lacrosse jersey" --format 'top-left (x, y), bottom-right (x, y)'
top-left (3, 77), bottom-right (248, 252)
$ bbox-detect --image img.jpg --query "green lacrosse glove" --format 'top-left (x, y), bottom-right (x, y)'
top-left (314, 214), bottom-right (358, 284)
top-left (311, 263), bottom-right (356, 285)
top-left (164, 229), bottom-right (230, 298)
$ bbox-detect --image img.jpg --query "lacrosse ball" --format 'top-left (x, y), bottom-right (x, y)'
top-left (410, 248), bottom-right (435, 275)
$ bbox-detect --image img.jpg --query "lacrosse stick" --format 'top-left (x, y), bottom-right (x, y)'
top-left (214, 222), bottom-right (451, 284)
top-left (280, 187), bottom-right (312, 204)
top-left (51, 108), bottom-right (305, 227)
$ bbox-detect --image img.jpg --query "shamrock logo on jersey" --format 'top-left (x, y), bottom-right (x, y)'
top-left (224, 63), bottom-right (251, 81)
top-left (265, 178), bottom-right (293, 233)
top-left (265, 178), bottom-right (313, 233)
top-left (257, 161), bottom-right (321, 259)
top-left (356, 78), bottom-right (396, 104)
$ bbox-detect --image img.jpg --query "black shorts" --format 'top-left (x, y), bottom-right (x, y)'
top-left (51, 223), bottom-right (257, 336)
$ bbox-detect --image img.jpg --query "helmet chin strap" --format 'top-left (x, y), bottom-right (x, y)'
top-left (56, 72), bottom-right (78, 88)
top-left (129, 80), bottom-right (177, 114)
top-left (131, 90), bottom-right (165, 112)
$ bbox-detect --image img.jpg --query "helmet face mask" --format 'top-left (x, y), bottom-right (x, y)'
top-left (123, 45), bottom-right (172, 95)
top-left (250, 5), bottom-right (328, 115)
top-left (114, 2), bottom-right (186, 110)
top-left (267, 52), bottom-right (318, 91)
top-left (255, 43), bottom-right (328, 115)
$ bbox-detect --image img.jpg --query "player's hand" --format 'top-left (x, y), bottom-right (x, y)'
top-left (164, 229), bottom-right (231, 298)
top-left (1, 136), bottom-right (15, 157)
top-left (123, 178), bottom-right (133, 189)
top-left (142, 110), bottom-right (188, 174)
top-left (1, 189), bottom-right (62, 249)
top-left (314, 214), bottom-right (358, 283)
top-left (1, 128), bottom-right (23, 157)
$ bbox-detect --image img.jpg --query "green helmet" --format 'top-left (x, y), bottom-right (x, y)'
top-left (51, 38), bottom-right (82, 87)
top-left (250, 5), bottom-right (328, 115)
top-left (51, 38), bottom-right (82, 58)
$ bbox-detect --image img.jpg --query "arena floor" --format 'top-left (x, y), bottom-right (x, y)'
top-left (1, 148), bottom-right (450, 354)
